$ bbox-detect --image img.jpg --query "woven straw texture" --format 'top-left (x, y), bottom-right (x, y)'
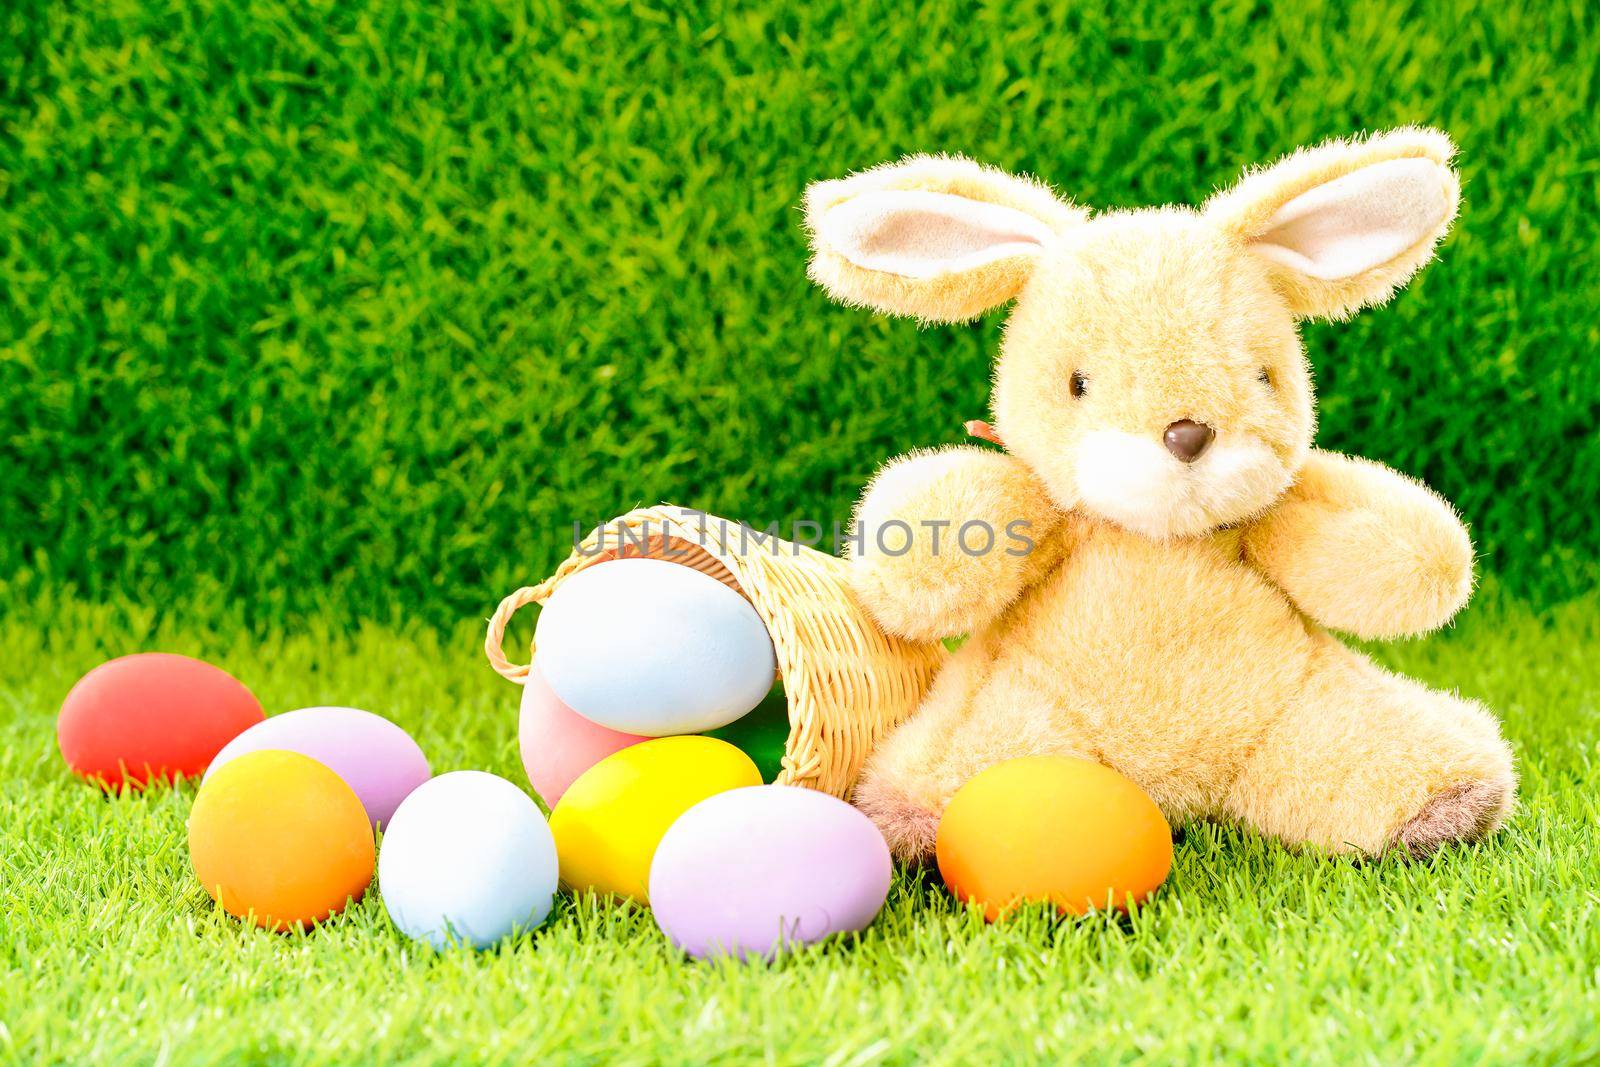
top-left (485, 505), bottom-right (947, 798)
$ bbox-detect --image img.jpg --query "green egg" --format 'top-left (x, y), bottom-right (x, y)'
top-left (706, 683), bottom-right (790, 782)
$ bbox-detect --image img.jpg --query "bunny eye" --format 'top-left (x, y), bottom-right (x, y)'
top-left (1257, 367), bottom-right (1273, 388)
top-left (1069, 370), bottom-right (1089, 399)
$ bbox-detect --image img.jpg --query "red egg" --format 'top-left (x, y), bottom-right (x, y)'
top-left (57, 653), bottom-right (265, 788)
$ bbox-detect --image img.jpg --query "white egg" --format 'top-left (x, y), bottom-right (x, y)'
top-left (535, 558), bottom-right (777, 736)
top-left (378, 771), bottom-right (558, 950)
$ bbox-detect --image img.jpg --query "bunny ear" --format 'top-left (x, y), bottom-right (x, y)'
top-left (804, 155), bottom-right (1086, 323)
top-left (1205, 129), bottom-right (1461, 320)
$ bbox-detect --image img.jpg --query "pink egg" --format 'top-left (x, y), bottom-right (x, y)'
top-left (520, 664), bottom-right (646, 807)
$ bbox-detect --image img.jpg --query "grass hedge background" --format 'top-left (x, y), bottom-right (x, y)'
top-left (3, 0), bottom-right (1596, 626)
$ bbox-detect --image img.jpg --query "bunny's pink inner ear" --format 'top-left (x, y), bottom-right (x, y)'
top-left (1247, 157), bottom-right (1455, 281)
top-left (817, 189), bottom-right (1053, 280)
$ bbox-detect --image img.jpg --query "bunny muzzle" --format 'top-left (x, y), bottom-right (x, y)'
top-left (1073, 426), bottom-right (1293, 540)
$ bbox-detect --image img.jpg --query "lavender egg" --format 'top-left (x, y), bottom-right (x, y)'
top-left (205, 706), bottom-right (430, 829)
top-left (649, 785), bottom-right (892, 960)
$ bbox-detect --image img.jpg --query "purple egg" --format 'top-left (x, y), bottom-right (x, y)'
top-left (649, 785), bottom-right (892, 959)
top-left (204, 706), bottom-right (430, 829)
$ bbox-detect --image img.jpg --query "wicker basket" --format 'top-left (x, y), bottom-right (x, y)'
top-left (484, 505), bottom-right (947, 798)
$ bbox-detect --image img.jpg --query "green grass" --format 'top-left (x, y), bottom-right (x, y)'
top-left (3, 0), bottom-right (1598, 624)
top-left (3, 1), bottom-right (1598, 1060)
top-left (3, 589), bottom-right (1597, 1064)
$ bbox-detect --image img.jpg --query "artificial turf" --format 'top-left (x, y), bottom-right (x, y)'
top-left (3, 0), bottom-right (1598, 624)
top-left (2, 587), bottom-right (1596, 1064)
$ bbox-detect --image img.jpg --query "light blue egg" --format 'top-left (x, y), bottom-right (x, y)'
top-left (378, 771), bottom-right (558, 949)
top-left (535, 558), bottom-right (777, 736)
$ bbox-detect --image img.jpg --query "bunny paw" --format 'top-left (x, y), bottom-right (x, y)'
top-left (1393, 775), bottom-right (1513, 858)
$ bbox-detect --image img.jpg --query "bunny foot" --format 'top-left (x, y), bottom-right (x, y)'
top-left (853, 773), bottom-right (941, 865)
top-left (1393, 775), bottom-right (1514, 858)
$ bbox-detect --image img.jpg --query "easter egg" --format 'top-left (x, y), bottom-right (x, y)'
top-left (936, 756), bottom-right (1172, 920)
top-left (550, 736), bottom-right (760, 902)
top-left (206, 706), bottom-right (430, 829)
top-left (519, 665), bottom-right (646, 807)
top-left (535, 559), bottom-right (777, 736)
top-left (705, 684), bottom-right (790, 782)
top-left (378, 771), bottom-right (560, 949)
top-left (650, 785), bottom-right (891, 959)
top-left (58, 653), bottom-right (265, 788)
top-left (189, 750), bottom-right (375, 930)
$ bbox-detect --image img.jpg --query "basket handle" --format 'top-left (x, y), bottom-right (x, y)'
top-left (484, 583), bottom-right (553, 684)
top-left (484, 507), bottom-right (727, 685)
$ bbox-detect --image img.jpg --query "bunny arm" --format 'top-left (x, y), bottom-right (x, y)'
top-left (1242, 450), bottom-right (1474, 640)
top-left (849, 446), bottom-right (1064, 642)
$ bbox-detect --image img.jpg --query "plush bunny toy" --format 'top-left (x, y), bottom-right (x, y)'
top-left (804, 129), bottom-right (1514, 862)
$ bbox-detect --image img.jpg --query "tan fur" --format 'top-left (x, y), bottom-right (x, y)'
top-left (1243, 451), bottom-right (1475, 640)
top-left (805, 154), bottom-right (1089, 323)
top-left (1203, 127), bottom-right (1460, 321)
top-left (850, 446), bottom-right (1065, 641)
top-left (805, 130), bottom-right (1515, 863)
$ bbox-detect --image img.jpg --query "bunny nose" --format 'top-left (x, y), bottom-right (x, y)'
top-left (1163, 420), bottom-right (1215, 463)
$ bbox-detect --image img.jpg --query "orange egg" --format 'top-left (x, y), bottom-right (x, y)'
top-left (189, 750), bottom-right (375, 930)
top-left (936, 756), bottom-right (1173, 920)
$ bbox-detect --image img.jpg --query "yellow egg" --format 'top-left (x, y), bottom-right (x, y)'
top-left (936, 756), bottom-right (1172, 920)
top-left (550, 736), bottom-right (760, 903)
